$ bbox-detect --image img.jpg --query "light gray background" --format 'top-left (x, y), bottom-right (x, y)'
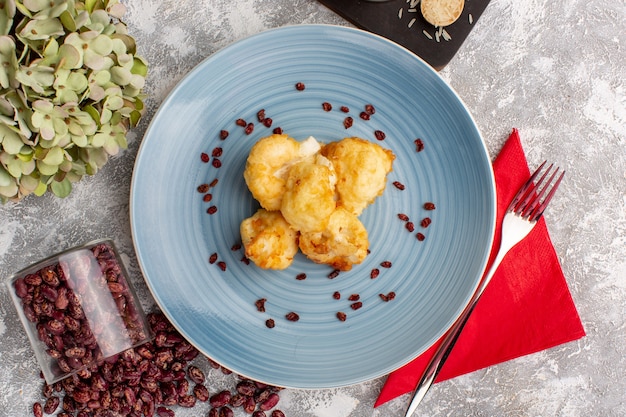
top-left (1, 0), bottom-right (624, 416)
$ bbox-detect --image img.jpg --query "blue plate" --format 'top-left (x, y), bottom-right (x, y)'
top-left (130, 24), bottom-right (496, 389)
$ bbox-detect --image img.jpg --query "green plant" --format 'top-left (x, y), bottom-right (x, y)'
top-left (0, 0), bottom-right (147, 202)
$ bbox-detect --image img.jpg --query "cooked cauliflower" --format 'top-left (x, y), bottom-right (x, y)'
top-left (281, 160), bottom-right (337, 233)
top-left (240, 209), bottom-right (299, 270)
top-left (243, 134), bottom-right (321, 211)
top-left (299, 207), bottom-right (369, 271)
top-left (321, 137), bottom-right (395, 216)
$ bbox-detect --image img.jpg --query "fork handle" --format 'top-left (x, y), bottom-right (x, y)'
top-left (404, 247), bottom-right (509, 417)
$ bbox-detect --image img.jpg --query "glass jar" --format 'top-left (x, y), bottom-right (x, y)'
top-left (6, 239), bottom-right (152, 384)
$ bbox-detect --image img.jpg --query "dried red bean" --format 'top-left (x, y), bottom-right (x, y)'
top-left (350, 302), bottom-right (363, 310)
top-left (237, 380), bottom-right (257, 396)
top-left (236, 118), bottom-right (246, 127)
top-left (220, 406), bottom-right (235, 417)
top-left (253, 411), bottom-right (267, 417)
top-left (370, 268), bottom-right (380, 279)
top-left (33, 402), bottom-right (43, 417)
top-left (212, 158), bottom-right (222, 168)
top-left (348, 294), bottom-right (360, 301)
top-left (421, 217), bottom-right (432, 228)
top-left (380, 261), bottom-right (392, 268)
top-left (271, 410), bottom-right (286, 417)
top-left (244, 395), bottom-right (256, 413)
top-left (197, 184), bottom-right (209, 193)
top-left (359, 111), bottom-right (370, 120)
top-left (178, 394), bottom-right (196, 407)
top-left (201, 153), bottom-right (210, 163)
top-left (210, 390), bottom-right (232, 408)
top-left (414, 138), bottom-right (425, 152)
top-left (416, 232), bottom-right (426, 241)
top-left (208, 409), bottom-right (219, 417)
top-left (259, 392), bottom-right (280, 411)
top-left (424, 202), bottom-right (436, 210)
top-left (265, 319), bottom-right (275, 329)
top-left (295, 273), bottom-right (307, 280)
top-left (207, 205), bottom-right (218, 214)
top-left (203, 193), bottom-right (213, 202)
top-left (374, 130), bottom-right (386, 140)
top-left (255, 298), bottom-right (267, 313)
top-left (405, 221), bottom-right (415, 232)
top-left (322, 102), bottom-right (332, 111)
top-left (217, 261), bottom-right (227, 271)
top-left (336, 312), bottom-right (347, 322)
top-left (295, 82), bottom-right (305, 91)
top-left (229, 394), bottom-right (246, 407)
top-left (343, 116), bottom-right (353, 129)
top-left (285, 312), bottom-right (300, 322)
top-left (332, 291), bottom-right (341, 300)
top-left (393, 181), bottom-right (405, 190)
top-left (156, 406), bottom-right (175, 417)
top-left (187, 365), bottom-right (205, 384)
top-left (220, 130), bottom-right (229, 140)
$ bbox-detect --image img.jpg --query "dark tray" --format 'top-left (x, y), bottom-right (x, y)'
top-left (318, 0), bottom-right (490, 70)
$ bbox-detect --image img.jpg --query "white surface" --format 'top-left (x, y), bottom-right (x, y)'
top-left (1, 0), bottom-right (624, 416)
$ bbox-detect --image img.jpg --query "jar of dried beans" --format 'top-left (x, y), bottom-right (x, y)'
top-left (6, 239), bottom-right (152, 384)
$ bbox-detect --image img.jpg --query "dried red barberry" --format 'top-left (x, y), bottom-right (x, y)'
top-left (424, 202), bottom-right (436, 210)
top-left (328, 270), bottom-right (340, 279)
top-left (374, 130), bottom-right (386, 141)
top-left (343, 116), bottom-right (353, 129)
top-left (295, 273), bottom-right (307, 281)
top-left (370, 268), bottom-right (380, 279)
top-left (364, 104), bottom-right (376, 115)
top-left (212, 158), bottom-right (222, 168)
top-left (421, 217), bottom-right (432, 228)
top-left (263, 118), bottom-right (273, 127)
top-left (416, 232), bottom-right (426, 241)
top-left (212, 147), bottom-right (223, 157)
top-left (332, 291), bottom-right (341, 300)
top-left (397, 213), bottom-right (409, 221)
top-left (415, 138), bottom-right (424, 152)
top-left (359, 111), bottom-right (370, 120)
top-left (207, 206), bottom-right (218, 214)
top-left (201, 153), bottom-right (210, 163)
top-left (209, 178), bottom-right (219, 187)
top-left (348, 294), bottom-right (360, 301)
top-left (197, 184), bottom-right (209, 193)
top-left (322, 102), bottom-right (332, 111)
top-left (295, 82), bottom-right (305, 91)
top-left (203, 194), bottom-right (213, 202)
top-left (272, 127), bottom-right (283, 134)
top-left (285, 312), bottom-right (299, 322)
top-left (350, 302), bottom-right (363, 310)
top-left (219, 130), bottom-right (229, 140)
top-left (340, 106), bottom-right (349, 113)
top-left (257, 109), bottom-right (266, 122)
top-left (393, 181), bottom-right (405, 190)
top-left (336, 312), bottom-right (347, 322)
top-left (255, 298), bottom-right (267, 313)
top-left (380, 261), bottom-right (392, 268)
top-left (236, 118), bottom-right (246, 127)
top-left (405, 222), bottom-right (415, 232)
top-left (245, 123), bottom-right (254, 135)
top-left (265, 319), bottom-right (275, 329)
top-left (217, 261), bottom-right (227, 271)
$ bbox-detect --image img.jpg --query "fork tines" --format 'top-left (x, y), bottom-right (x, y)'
top-left (509, 161), bottom-right (565, 222)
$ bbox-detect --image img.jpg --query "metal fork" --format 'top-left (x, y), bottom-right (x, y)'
top-left (404, 161), bottom-right (565, 416)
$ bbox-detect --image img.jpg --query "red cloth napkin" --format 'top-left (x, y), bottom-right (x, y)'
top-left (375, 128), bottom-right (585, 407)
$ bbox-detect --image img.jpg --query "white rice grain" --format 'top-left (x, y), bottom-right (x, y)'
top-left (408, 17), bottom-right (417, 28)
top-left (398, 8), bottom-right (403, 19)
top-left (442, 28), bottom-right (451, 41)
top-left (423, 29), bottom-right (433, 40)
top-left (469, 13), bottom-right (474, 24)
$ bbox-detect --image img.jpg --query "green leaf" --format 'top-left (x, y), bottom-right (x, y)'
top-left (42, 145), bottom-right (63, 165)
top-left (33, 180), bottom-right (47, 196)
top-left (59, 10), bottom-right (77, 32)
top-left (0, 165), bottom-right (11, 186)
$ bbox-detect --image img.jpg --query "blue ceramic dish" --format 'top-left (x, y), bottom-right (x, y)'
top-left (130, 24), bottom-right (496, 388)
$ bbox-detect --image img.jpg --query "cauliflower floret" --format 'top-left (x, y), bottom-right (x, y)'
top-left (280, 161), bottom-right (337, 233)
top-left (299, 207), bottom-right (369, 271)
top-left (321, 137), bottom-right (395, 216)
top-left (244, 135), bottom-right (322, 211)
top-left (240, 209), bottom-right (299, 270)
